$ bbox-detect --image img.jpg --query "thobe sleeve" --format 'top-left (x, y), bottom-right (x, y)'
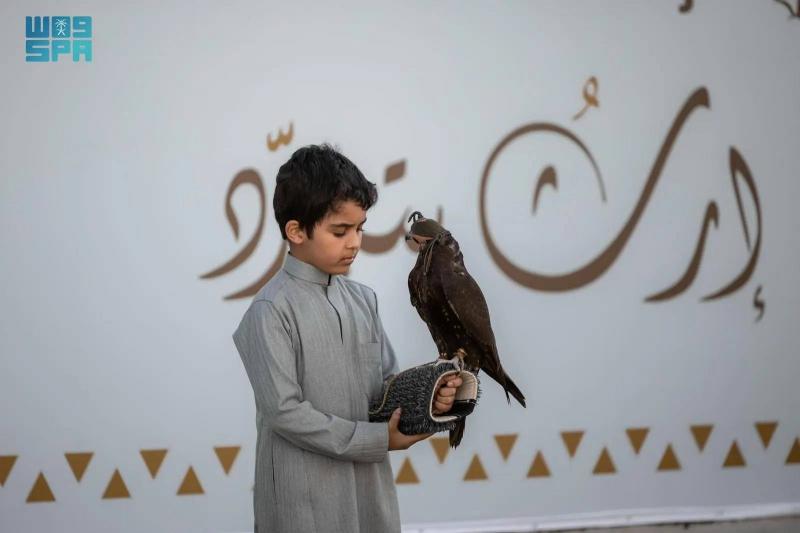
top-left (233, 300), bottom-right (389, 463)
top-left (373, 291), bottom-right (400, 381)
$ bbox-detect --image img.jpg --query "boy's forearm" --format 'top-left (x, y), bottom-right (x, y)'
top-left (268, 400), bottom-right (389, 462)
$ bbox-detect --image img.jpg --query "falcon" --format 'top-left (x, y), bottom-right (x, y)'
top-left (405, 211), bottom-right (526, 447)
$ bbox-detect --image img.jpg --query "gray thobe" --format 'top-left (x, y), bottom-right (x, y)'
top-left (233, 252), bottom-right (401, 532)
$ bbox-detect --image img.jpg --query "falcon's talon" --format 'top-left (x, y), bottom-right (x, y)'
top-left (448, 355), bottom-right (465, 372)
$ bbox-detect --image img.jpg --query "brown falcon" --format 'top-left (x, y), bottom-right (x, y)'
top-left (405, 211), bottom-right (526, 447)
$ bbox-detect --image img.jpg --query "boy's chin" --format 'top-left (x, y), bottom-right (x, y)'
top-left (325, 262), bottom-right (352, 275)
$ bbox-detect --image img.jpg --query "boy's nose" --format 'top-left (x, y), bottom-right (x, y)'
top-left (347, 231), bottom-right (362, 250)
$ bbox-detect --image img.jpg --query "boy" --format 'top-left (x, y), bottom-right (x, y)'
top-left (232, 144), bottom-right (461, 532)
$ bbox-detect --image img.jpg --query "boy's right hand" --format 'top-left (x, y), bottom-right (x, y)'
top-left (387, 408), bottom-right (433, 450)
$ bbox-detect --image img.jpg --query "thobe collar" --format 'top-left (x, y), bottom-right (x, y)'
top-left (283, 251), bottom-right (337, 286)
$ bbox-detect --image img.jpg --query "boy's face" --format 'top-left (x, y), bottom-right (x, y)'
top-left (294, 200), bottom-right (367, 275)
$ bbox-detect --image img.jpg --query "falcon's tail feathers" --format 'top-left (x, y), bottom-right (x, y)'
top-left (449, 419), bottom-right (465, 448)
top-left (503, 375), bottom-right (527, 408)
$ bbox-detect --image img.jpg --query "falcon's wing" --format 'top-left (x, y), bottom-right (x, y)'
top-left (439, 267), bottom-right (497, 348)
top-left (408, 263), bottom-right (425, 312)
top-left (408, 272), bottom-right (419, 308)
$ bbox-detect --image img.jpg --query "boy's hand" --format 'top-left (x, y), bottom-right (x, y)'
top-left (387, 409), bottom-right (433, 450)
top-left (432, 375), bottom-right (463, 415)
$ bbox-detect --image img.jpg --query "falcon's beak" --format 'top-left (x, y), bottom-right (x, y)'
top-left (405, 232), bottom-right (423, 247)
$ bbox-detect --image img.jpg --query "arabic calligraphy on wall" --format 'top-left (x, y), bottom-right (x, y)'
top-left (480, 87), bottom-right (764, 321)
top-left (200, 127), bottom-right (443, 300)
top-left (201, 86), bottom-right (766, 322)
top-left (679, 0), bottom-right (799, 19)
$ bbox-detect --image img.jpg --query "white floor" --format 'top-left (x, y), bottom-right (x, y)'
top-left (403, 508), bottom-right (800, 533)
top-left (550, 516), bottom-right (800, 533)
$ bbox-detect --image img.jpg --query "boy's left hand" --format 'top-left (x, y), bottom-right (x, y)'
top-left (432, 375), bottom-right (463, 414)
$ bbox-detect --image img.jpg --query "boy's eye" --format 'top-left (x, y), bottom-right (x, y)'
top-left (332, 226), bottom-right (364, 237)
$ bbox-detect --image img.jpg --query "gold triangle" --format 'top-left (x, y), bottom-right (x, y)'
top-left (394, 457), bottom-right (419, 484)
top-left (177, 466), bottom-right (204, 495)
top-left (65, 452), bottom-right (93, 482)
top-left (626, 428), bottom-right (649, 455)
top-left (26, 472), bottom-right (56, 503)
top-left (527, 451), bottom-right (551, 478)
top-left (0, 455), bottom-right (18, 486)
top-left (786, 438), bottom-right (800, 464)
top-left (494, 434), bottom-right (518, 461)
top-left (140, 449), bottom-right (168, 479)
top-left (561, 430), bottom-right (584, 458)
top-left (690, 424), bottom-right (714, 452)
top-left (214, 446), bottom-right (241, 475)
top-left (429, 437), bottom-right (450, 464)
top-left (723, 441), bottom-right (746, 468)
top-left (464, 454), bottom-right (488, 481)
top-left (102, 469), bottom-right (131, 499)
top-left (755, 421), bottom-right (778, 449)
top-left (657, 444), bottom-right (681, 471)
top-left (593, 447), bottom-right (616, 475)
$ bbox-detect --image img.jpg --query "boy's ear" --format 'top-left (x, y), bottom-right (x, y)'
top-left (285, 220), bottom-right (307, 245)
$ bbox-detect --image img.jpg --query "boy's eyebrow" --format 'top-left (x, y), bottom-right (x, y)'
top-left (329, 217), bottom-right (367, 228)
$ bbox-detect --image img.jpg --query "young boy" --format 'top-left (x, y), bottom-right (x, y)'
top-left (232, 144), bottom-right (461, 532)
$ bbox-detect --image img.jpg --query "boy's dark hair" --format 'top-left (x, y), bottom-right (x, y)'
top-left (273, 144), bottom-right (378, 240)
